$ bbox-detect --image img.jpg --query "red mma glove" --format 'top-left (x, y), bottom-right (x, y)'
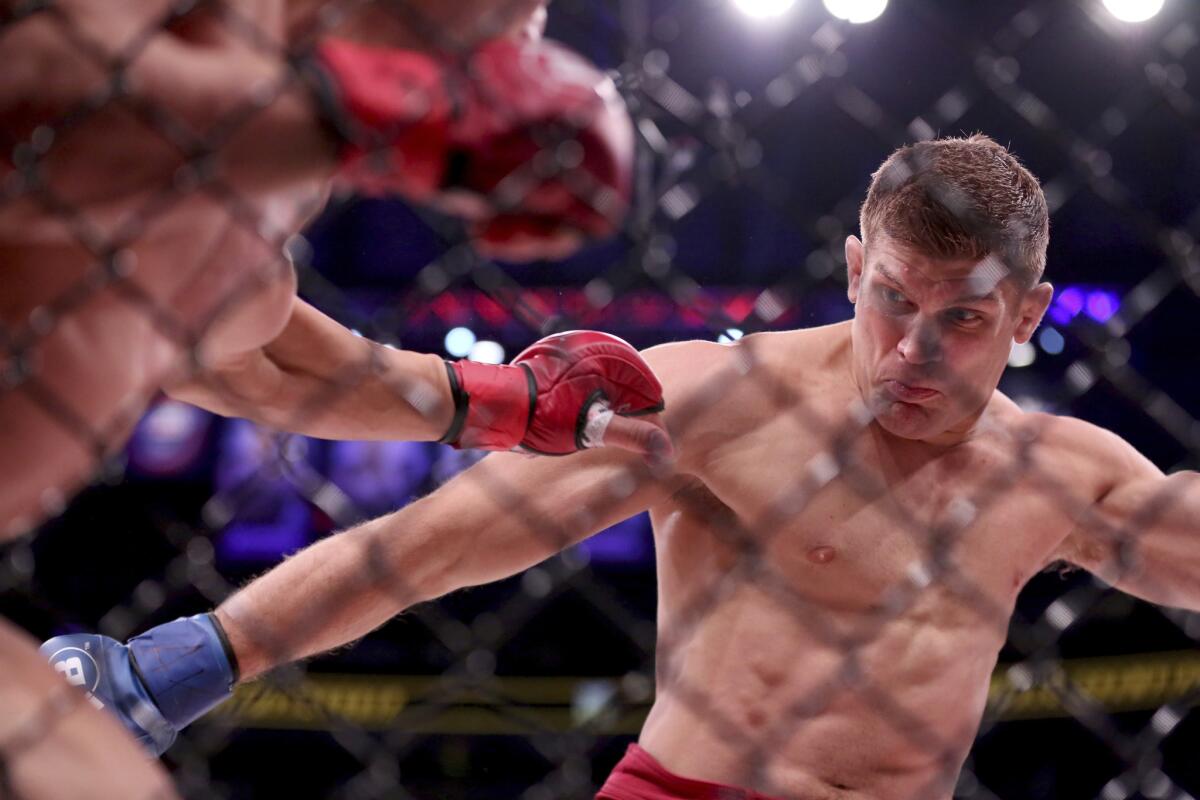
top-left (439, 331), bottom-right (667, 457)
top-left (312, 36), bottom-right (633, 256)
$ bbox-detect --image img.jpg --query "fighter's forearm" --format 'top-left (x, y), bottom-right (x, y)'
top-left (166, 297), bottom-right (455, 442)
top-left (167, 344), bottom-right (454, 443)
top-left (214, 506), bottom-right (457, 680)
top-left (212, 444), bottom-right (659, 681)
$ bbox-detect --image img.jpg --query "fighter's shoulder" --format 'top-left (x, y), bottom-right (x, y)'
top-left (1019, 411), bottom-right (1120, 453)
top-left (1007, 409), bottom-right (1158, 487)
top-left (640, 328), bottom-right (814, 393)
top-left (639, 339), bottom-right (737, 417)
top-left (639, 338), bottom-right (727, 374)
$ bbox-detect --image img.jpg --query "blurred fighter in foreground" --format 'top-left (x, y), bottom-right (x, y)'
top-left (1, 1), bottom-right (669, 796)
top-left (56, 133), bottom-right (1200, 799)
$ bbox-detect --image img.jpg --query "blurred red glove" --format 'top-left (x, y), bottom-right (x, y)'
top-left (313, 36), bottom-right (633, 259)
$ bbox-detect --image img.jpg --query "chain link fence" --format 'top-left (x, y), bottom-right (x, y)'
top-left (3, 0), bottom-right (1200, 797)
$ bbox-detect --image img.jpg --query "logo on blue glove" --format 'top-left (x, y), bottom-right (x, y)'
top-left (45, 644), bottom-right (105, 710)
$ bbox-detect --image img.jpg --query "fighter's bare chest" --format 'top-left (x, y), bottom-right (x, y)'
top-left (689, 420), bottom-right (1071, 607)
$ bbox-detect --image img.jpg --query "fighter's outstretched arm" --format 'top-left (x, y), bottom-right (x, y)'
top-left (165, 297), bottom-right (455, 443)
top-left (166, 296), bottom-right (671, 456)
top-left (1055, 426), bottom-right (1200, 610)
top-left (45, 443), bottom-right (676, 753)
top-left (217, 444), bottom-right (678, 680)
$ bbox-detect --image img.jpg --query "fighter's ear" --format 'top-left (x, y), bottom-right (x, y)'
top-left (1014, 282), bottom-right (1053, 344)
top-left (846, 236), bottom-right (865, 303)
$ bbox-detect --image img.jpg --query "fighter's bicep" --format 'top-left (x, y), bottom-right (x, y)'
top-left (1051, 427), bottom-right (1164, 574)
top-left (165, 299), bottom-right (343, 410)
top-left (259, 298), bottom-right (363, 372)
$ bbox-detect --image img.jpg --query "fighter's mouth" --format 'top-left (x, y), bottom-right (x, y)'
top-left (883, 380), bottom-right (940, 402)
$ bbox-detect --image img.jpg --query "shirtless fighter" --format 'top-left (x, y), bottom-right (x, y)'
top-left (1, 2), bottom-right (670, 797)
top-left (44, 134), bottom-right (1199, 800)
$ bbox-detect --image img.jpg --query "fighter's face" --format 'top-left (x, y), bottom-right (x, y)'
top-left (846, 235), bottom-right (1052, 443)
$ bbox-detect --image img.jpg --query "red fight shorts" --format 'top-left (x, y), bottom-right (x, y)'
top-left (596, 744), bottom-right (783, 800)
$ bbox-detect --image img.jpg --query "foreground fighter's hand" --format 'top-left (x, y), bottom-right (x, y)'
top-left (310, 33), bottom-right (633, 261)
top-left (439, 331), bottom-right (672, 460)
top-left (41, 615), bottom-right (237, 756)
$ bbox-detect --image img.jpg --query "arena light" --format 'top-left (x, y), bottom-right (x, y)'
top-left (469, 340), bottom-right (506, 364)
top-left (1049, 287), bottom-right (1084, 325)
top-left (444, 326), bottom-right (476, 357)
top-left (127, 400), bottom-right (212, 477)
top-left (1102, 0), bottom-right (1165, 23)
top-left (1037, 327), bottom-right (1065, 355)
top-left (1085, 290), bottom-right (1120, 323)
top-left (717, 328), bottom-right (744, 344)
top-left (1008, 340), bottom-right (1036, 368)
top-left (732, 0), bottom-right (796, 19)
top-left (1047, 285), bottom-right (1121, 326)
top-left (823, 0), bottom-right (887, 23)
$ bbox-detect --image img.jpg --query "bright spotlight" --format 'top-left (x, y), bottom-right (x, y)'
top-left (444, 327), bottom-right (476, 358)
top-left (717, 328), bottom-right (744, 344)
top-left (823, 0), bottom-right (888, 23)
top-left (733, 0), bottom-right (796, 19)
top-left (1102, 0), bottom-right (1164, 23)
top-left (1008, 340), bottom-right (1036, 369)
top-left (469, 340), bottom-right (506, 365)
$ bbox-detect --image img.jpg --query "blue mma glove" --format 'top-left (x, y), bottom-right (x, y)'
top-left (41, 613), bottom-right (238, 755)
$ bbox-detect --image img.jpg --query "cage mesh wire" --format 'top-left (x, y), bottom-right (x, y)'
top-left (2, 0), bottom-right (1200, 798)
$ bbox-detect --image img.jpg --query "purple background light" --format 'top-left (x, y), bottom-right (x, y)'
top-left (579, 514), bottom-right (654, 565)
top-left (1085, 290), bottom-right (1119, 323)
top-left (1049, 285), bottom-right (1120, 326)
top-left (1049, 286), bottom-right (1085, 325)
top-left (126, 400), bottom-right (212, 477)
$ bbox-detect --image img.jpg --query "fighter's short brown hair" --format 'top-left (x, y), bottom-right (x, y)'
top-left (859, 134), bottom-right (1049, 288)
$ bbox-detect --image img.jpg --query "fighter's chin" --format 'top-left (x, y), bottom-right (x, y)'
top-left (869, 395), bottom-right (947, 441)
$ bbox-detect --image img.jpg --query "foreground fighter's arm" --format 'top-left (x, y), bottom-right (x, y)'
top-left (1054, 422), bottom-right (1200, 610)
top-left (166, 296), bottom-right (670, 455)
top-left (165, 297), bottom-right (454, 442)
top-left (5, 2), bottom-right (624, 260)
top-left (143, 0), bottom-right (627, 261)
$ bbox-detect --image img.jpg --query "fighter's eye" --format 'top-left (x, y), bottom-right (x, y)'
top-left (947, 308), bottom-right (982, 324)
top-left (880, 287), bottom-right (908, 305)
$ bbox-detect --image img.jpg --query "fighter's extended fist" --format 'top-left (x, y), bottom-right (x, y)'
top-left (440, 331), bottom-right (669, 457)
top-left (41, 614), bottom-right (237, 756)
top-left (313, 35), bottom-right (633, 257)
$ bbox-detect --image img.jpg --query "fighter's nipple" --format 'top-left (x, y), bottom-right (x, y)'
top-left (807, 546), bottom-right (837, 564)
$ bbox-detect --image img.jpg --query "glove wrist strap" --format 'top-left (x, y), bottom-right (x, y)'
top-left (128, 614), bottom-right (237, 729)
top-left (440, 360), bottom-right (535, 450)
